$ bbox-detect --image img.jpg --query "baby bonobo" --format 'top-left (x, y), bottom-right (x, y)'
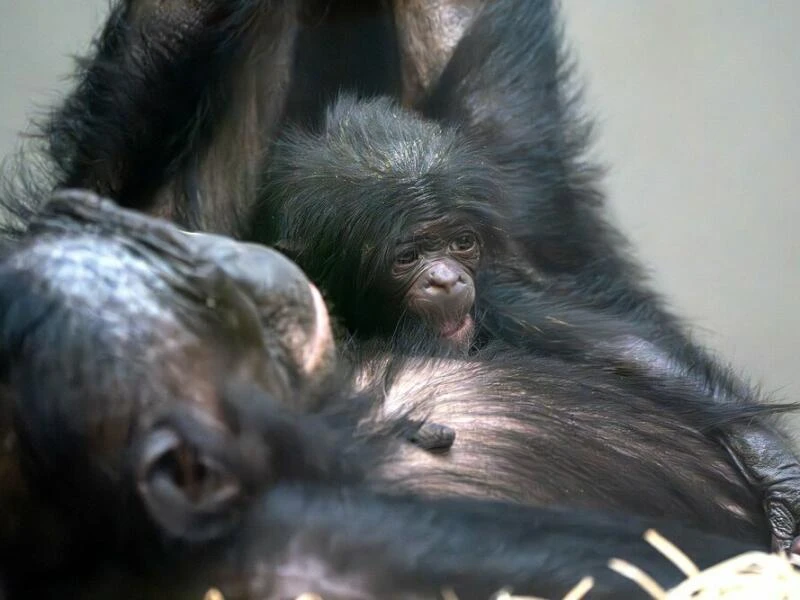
top-left (257, 95), bottom-right (626, 359)
top-left (257, 94), bottom-right (519, 351)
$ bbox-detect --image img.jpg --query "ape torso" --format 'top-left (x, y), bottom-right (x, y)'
top-left (350, 342), bottom-right (767, 545)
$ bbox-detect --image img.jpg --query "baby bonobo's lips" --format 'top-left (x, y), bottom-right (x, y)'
top-left (440, 313), bottom-right (474, 343)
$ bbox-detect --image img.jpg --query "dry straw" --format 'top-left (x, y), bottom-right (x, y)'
top-left (203, 528), bottom-right (800, 600)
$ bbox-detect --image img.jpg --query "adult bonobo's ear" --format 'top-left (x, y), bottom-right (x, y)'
top-left (133, 409), bottom-right (267, 543)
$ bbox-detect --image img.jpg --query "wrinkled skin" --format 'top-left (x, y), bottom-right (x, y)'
top-left (391, 228), bottom-right (479, 347)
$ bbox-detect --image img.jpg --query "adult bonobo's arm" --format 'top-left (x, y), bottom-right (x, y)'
top-left (32, 0), bottom-right (404, 236)
top-left (39, 0), bottom-right (301, 234)
top-left (411, 0), bottom-right (800, 552)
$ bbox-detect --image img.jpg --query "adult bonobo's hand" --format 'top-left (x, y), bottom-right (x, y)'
top-left (722, 424), bottom-right (800, 554)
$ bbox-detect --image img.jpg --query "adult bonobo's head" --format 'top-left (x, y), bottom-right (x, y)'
top-left (0, 190), bottom-right (338, 562)
top-left (258, 94), bottom-right (514, 349)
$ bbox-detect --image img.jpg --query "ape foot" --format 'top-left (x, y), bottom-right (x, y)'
top-left (766, 492), bottom-right (800, 555)
top-left (407, 422), bottom-right (456, 452)
top-left (722, 425), bottom-right (800, 555)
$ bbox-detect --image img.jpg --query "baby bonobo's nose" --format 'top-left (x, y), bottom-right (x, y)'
top-left (426, 262), bottom-right (462, 294)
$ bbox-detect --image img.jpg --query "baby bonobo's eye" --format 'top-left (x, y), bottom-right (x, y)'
top-left (395, 247), bottom-right (419, 267)
top-left (450, 232), bottom-right (478, 253)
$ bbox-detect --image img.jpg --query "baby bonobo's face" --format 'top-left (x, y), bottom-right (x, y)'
top-left (390, 223), bottom-right (480, 349)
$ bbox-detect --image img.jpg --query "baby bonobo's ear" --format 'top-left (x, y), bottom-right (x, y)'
top-left (133, 409), bottom-right (260, 543)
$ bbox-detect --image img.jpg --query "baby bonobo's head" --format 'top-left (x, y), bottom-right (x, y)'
top-left (263, 94), bottom-right (513, 350)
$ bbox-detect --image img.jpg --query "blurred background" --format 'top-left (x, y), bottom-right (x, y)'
top-left (0, 2), bottom-right (798, 420)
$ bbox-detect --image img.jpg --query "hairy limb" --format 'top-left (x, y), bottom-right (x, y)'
top-left (43, 0), bottom-right (301, 234)
top-left (44, 1), bottom-right (408, 236)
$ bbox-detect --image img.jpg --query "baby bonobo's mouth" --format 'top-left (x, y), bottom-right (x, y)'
top-left (440, 314), bottom-right (474, 346)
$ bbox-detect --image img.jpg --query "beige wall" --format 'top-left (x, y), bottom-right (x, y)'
top-left (561, 2), bottom-right (800, 414)
top-left (1, 2), bottom-right (798, 415)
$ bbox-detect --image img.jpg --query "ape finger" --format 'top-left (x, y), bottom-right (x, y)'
top-left (766, 495), bottom-right (800, 555)
top-left (407, 421), bottom-right (457, 451)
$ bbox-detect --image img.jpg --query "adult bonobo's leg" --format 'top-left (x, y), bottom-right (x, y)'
top-left (33, 0), bottom-right (302, 233)
top-left (391, 0), bottom-right (800, 552)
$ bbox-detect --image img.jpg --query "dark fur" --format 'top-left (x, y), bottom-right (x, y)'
top-left (256, 95), bottom-right (659, 358)
top-left (0, 0), bottom-right (785, 419)
top-left (410, 0), bottom-right (795, 471)
top-left (1, 0), bottom-right (799, 586)
top-left (22, 402), bottom-right (765, 600)
top-left (354, 342), bottom-right (771, 542)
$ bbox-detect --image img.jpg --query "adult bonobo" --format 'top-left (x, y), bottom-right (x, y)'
top-left (3, 0), bottom-right (800, 552)
top-left (0, 192), bottom-right (786, 598)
